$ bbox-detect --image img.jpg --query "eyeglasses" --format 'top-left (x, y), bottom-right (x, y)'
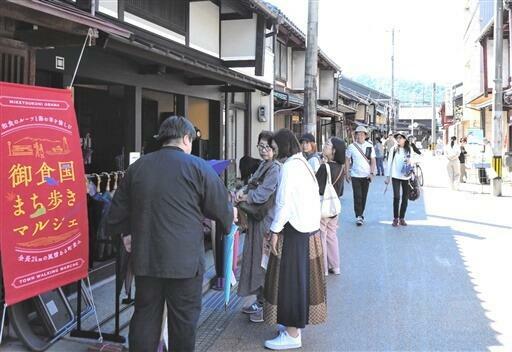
top-left (257, 144), bottom-right (273, 151)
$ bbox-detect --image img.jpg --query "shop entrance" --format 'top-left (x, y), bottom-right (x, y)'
top-left (74, 86), bottom-right (126, 174)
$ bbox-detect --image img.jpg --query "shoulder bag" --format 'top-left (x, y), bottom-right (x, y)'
top-left (320, 164), bottom-right (343, 218)
top-left (237, 163), bottom-right (277, 222)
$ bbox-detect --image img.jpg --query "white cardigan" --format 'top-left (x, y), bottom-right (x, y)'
top-left (270, 153), bottom-right (321, 234)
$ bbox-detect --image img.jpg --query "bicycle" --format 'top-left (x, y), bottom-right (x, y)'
top-left (412, 162), bottom-right (424, 187)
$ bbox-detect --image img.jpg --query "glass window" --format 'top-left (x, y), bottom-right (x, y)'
top-left (275, 41), bottom-right (287, 82)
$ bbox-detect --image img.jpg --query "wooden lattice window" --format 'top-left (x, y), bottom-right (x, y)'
top-left (125, 0), bottom-right (188, 35)
top-left (0, 38), bottom-right (35, 85)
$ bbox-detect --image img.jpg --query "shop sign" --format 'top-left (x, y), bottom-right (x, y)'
top-left (0, 82), bottom-right (88, 306)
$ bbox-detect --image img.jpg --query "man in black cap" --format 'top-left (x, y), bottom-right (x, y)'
top-left (300, 132), bottom-right (322, 172)
top-left (108, 115), bottom-right (235, 352)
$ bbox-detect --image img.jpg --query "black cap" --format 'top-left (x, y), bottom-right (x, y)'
top-left (299, 133), bottom-right (316, 143)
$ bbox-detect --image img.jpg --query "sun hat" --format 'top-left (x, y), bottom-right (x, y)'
top-left (394, 131), bottom-right (407, 139)
top-left (354, 126), bottom-right (368, 135)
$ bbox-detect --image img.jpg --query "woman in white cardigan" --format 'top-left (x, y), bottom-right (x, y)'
top-left (385, 132), bottom-right (412, 227)
top-left (262, 129), bottom-right (326, 350)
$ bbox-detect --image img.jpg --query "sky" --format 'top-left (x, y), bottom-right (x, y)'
top-left (268, 0), bottom-right (464, 85)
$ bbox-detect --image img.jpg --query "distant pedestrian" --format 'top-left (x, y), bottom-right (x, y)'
top-left (108, 116), bottom-right (235, 352)
top-left (384, 132), bottom-right (396, 159)
top-left (345, 126), bottom-right (377, 226)
top-left (385, 132), bottom-right (412, 227)
top-left (235, 131), bottom-right (281, 324)
top-left (300, 133), bottom-right (322, 173)
top-left (316, 137), bottom-right (345, 275)
top-left (459, 137), bottom-right (468, 183)
top-left (445, 136), bottom-right (461, 190)
top-left (263, 129), bottom-right (325, 350)
top-left (374, 137), bottom-right (385, 176)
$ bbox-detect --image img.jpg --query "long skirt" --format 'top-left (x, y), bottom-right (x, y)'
top-left (263, 223), bottom-right (327, 329)
top-left (238, 218), bottom-right (266, 298)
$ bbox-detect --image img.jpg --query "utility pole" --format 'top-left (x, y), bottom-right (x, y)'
top-left (304, 0), bottom-right (319, 137)
top-left (391, 28), bottom-right (396, 132)
top-left (491, 0), bottom-right (504, 196)
top-left (431, 83), bottom-right (437, 156)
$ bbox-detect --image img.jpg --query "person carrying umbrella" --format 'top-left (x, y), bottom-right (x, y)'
top-left (234, 131), bottom-right (281, 323)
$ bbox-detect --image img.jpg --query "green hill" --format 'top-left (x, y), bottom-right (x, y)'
top-left (350, 74), bottom-right (446, 106)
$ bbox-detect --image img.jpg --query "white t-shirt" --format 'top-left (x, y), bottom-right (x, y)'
top-left (346, 141), bottom-right (376, 178)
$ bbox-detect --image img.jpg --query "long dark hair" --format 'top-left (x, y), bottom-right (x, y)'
top-left (403, 140), bottom-right (411, 155)
top-left (330, 137), bottom-right (346, 164)
top-left (274, 129), bottom-right (301, 159)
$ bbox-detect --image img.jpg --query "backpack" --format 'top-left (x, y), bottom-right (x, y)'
top-left (320, 164), bottom-right (343, 217)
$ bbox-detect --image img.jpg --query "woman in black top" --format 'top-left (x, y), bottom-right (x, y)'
top-left (459, 137), bottom-right (468, 183)
top-left (316, 137), bottom-right (346, 275)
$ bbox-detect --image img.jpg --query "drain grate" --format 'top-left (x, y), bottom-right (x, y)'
top-left (195, 289), bottom-right (243, 352)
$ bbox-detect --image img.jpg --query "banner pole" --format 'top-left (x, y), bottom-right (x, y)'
top-left (69, 28), bottom-right (93, 88)
top-left (0, 303), bottom-right (7, 345)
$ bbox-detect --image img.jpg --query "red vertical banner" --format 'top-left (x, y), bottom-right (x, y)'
top-left (0, 82), bottom-right (89, 306)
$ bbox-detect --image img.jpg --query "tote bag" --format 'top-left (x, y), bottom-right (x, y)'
top-left (320, 164), bottom-right (342, 218)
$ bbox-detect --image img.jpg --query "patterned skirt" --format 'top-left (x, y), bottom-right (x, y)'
top-left (263, 223), bottom-right (327, 328)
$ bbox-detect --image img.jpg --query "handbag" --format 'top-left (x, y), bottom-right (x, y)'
top-left (236, 163), bottom-right (276, 222)
top-left (408, 173), bottom-right (421, 201)
top-left (320, 164), bottom-right (342, 218)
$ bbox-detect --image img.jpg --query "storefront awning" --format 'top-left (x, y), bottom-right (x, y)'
top-left (274, 91), bottom-right (343, 118)
top-left (106, 36), bottom-right (272, 94)
top-left (317, 106), bottom-right (343, 118)
top-left (338, 103), bottom-right (357, 113)
top-left (467, 92), bottom-right (493, 109)
top-left (3, 0), bottom-right (133, 39)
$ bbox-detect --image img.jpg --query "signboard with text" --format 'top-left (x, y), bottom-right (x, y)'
top-left (0, 82), bottom-right (88, 306)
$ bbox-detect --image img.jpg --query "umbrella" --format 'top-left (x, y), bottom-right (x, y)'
top-left (207, 159), bottom-right (231, 176)
top-left (223, 223), bottom-right (238, 309)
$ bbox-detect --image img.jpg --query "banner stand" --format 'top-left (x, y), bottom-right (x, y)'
top-left (70, 277), bottom-right (125, 344)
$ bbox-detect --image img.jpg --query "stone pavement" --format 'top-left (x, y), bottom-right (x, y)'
top-left (209, 154), bottom-right (512, 351)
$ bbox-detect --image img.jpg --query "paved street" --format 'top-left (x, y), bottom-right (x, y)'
top-left (210, 155), bottom-right (512, 351)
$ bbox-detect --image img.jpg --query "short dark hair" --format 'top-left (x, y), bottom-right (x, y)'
top-left (157, 116), bottom-right (196, 145)
top-left (330, 137), bottom-right (346, 165)
top-left (257, 130), bottom-right (274, 144)
top-left (274, 128), bottom-right (301, 159)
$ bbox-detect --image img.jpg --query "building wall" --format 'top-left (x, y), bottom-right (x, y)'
top-left (189, 1), bottom-right (220, 57)
top-left (250, 92), bottom-right (273, 157)
top-left (292, 50), bottom-right (305, 90)
top-left (463, 0), bottom-right (484, 103)
top-left (124, 11), bottom-right (186, 45)
top-left (98, 0), bottom-right (118, 18)
top-left (485, 39), bottom-right (510, 88)
top-left (221, 15), bottom-right (257, 60)
top-left (319, 69), bottom-right (335, 101)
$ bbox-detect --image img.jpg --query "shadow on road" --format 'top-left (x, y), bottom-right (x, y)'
top-left (328, 179), bottom-right (501, 351)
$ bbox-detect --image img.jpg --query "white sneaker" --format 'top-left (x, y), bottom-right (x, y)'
top-left (264, 331), bottom-right (302, 350)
